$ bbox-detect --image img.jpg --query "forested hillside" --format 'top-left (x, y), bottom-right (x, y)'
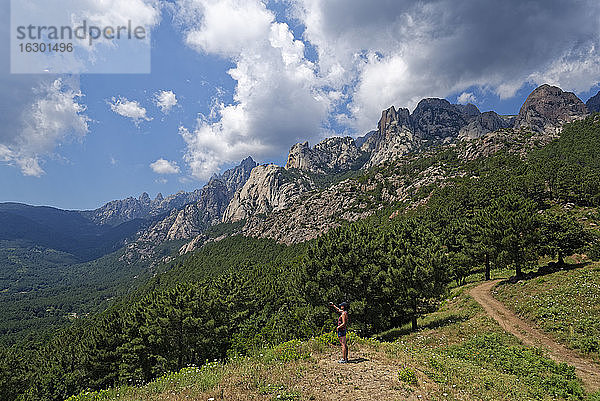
top-left (2, 115), bottom-right (600, 401)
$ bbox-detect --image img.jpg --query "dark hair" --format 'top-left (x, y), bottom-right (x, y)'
top-left (339, 302), bottom-right (349, 310)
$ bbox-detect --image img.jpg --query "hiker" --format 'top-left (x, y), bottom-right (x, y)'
top-left (328, 301), bottom-right (349, 363)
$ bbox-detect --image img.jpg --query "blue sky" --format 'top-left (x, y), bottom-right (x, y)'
top-left (1, 0), bottom-right (600, 210)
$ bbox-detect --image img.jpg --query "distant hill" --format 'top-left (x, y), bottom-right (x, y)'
top-left (0, 203), bottom-right (146, 261)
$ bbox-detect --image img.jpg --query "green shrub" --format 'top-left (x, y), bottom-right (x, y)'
top-left (272, 339), bottom-right (310, 362)
top-left (398, 367), bottom-right (418, 385)
top-left (447, 333), bottom-right (584, 399)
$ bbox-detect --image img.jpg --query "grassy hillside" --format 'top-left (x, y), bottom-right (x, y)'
top-left (5, 116), bottom-right (600, 401)
top-left (495, 263), bottom-right (600, 363)
top-left (66, 285), bottom-right (600, 401)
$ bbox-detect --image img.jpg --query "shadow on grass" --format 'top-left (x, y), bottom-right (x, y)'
top-left (375, 313), bottom-right (469, 342)
top-left (347, 357), bottom-right (368, 364)
top-left (498, 261), bottom-right (593, 285)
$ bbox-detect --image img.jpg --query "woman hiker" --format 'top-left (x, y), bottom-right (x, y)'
top-left (328, 301), bottom-right (349, 363)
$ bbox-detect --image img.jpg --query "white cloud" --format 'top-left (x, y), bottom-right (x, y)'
top-left (154, 90), bottom-right (178, 113)
top-left (293, 0), bottom-right (600, 132)
top-left (176, 0), bottom-right (273, 57)
top-left (457, 92), bottom-right (477, 105)
top-left (155, 177), bottom-right (168, 184)
top-left (175, 0), bottom-right (330, 180)
top-left (0, 0), bottom-right (162, 177)
top-left (0, 78), bottom-right (89, 177)
top-left (150, 158), bottom-right (181, 174)
top-left (109, 97), bottom-right (152, 126)
top-left (171, 0), bottom-right (600, 178)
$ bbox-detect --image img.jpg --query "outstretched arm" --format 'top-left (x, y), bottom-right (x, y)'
top-left (328, 302), bottom-right (342, 313)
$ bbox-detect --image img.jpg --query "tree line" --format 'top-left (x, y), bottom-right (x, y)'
top-left (2, 115), bottom-right (600, 401)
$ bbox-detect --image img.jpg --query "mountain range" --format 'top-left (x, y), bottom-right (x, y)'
top-left (132, 83), bottom-right (594, 251)
top-left (1, 84), bottom-right (597, 263)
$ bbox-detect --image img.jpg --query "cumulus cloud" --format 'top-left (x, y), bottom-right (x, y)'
top-left (150, 158), bottom-right (181, 174)
top-left (154, 90), bottom-right (178, 113)
top-left (109, 97), bottom-right (152, 126)
top-left (0, 78), bottom-right (89, 177)
top-left (175, 0), bottom-right (330, 179)
top-left (457, 92), bottom-right (477, 105)
top-left (177, 0), bottom-right (273, 56)
top-left (0, 0), bottom-right (162, 176)
top-left (171, 0), bottom-right (600, 178)
top-left (293, 0), bottom-right (600, 132)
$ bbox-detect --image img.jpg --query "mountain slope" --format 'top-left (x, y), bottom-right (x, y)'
top-left (65, 279), bottom-right (599, 400)
top-left (0, 203), bottom-right (145, 261)
top-left (213, 84), bottom-right (588, 248)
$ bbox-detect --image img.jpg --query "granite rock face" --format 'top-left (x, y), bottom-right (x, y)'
top-left (135, 157), bottom-right (257, 244)
top-left (223, 164), bottom-right (314, 222)
top-left (219, 156), bottom-right (258, 193)
top-left (586, 91), bottom-right (600, 113)
top-left (285, 137), bottom-right (366, 174)
top-left (458, 111), bottom-right (509, 141)
top-left (513, 84), bottom-right (588, 134)
top-left (412, 98), bottom-right (478, 142)
top-left (363, 106), bottom-right (418, 167)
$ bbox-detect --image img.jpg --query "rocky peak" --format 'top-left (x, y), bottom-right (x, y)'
top-left (154, 192), bottom-right (164, 203)
top-left (361, 105), bottom-right (417, 167)
top-left (586, 91), bottom-right (600, 113)
top-left (513, 84), bottom-right (588, 134)
top-left (377, 106), bottom-right (411, 138)
top-left (458, 111), bottom-right (509, 141)
top-left (412, 98), bottom-right (478, 141)
top-left (285, 137), bottom-right (365, 174)
top-left (216, 156), bottom-right (257, 194)
top-left (456, 103), bottom-right (481, 119)
top-left (286, 142), bottom-right (311, 170)
top-left (139, 192), bottom-right (151, 205)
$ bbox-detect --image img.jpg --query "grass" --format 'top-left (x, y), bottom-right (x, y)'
top-left (66, 283), bottom-right (600, 401)
top-left (495, 262), bottom-right (600, 363)
top-left (380, 288), bottom-right (597, 401)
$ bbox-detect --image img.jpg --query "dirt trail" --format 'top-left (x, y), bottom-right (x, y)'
top-left (295, 348), bottom-right (434, 401)
top-left (470, 279), bottom-right (600, 392)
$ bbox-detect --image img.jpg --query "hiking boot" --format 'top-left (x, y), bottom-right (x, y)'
top-left (337, 359), bottom-right (347, 363)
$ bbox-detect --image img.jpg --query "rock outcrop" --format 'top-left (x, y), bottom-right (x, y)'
top-left (363, 106), bottom-right (418, 167)
top-left (458, 111), bottom-right (509, 141)
top-left (285, 137), bottom-right (366, 174)
top-left (586, 91), bottom-right (600, 113)
top-left (513, 84), bottom-right (588, 134)
top-left (134, 157), bottom-right (257, 244)
top-left (412, 98), bottom-right (478, 142)
top-left (223, 164), bottom-right (314, 222)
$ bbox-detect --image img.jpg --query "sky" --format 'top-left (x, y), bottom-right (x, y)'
top-left (1, 0), bottom-right (600, 210)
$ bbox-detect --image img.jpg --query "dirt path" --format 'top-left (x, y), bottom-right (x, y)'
top-left (470, 279), bottom-right (600, 392)
top-left (295, 347), bottom-right (435, 401)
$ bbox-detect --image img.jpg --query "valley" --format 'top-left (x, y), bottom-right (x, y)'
top-left (2, 84), bottom-right (600, 400)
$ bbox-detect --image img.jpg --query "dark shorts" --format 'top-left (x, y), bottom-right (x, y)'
top-left (338, 330), bottom-right (346, 338)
